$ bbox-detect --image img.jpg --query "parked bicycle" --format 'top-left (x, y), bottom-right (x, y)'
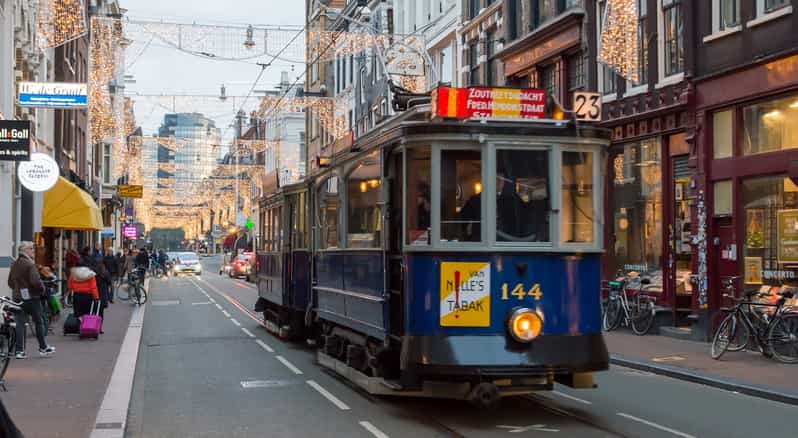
top-left (127, 268), bottom-right (148, 305)
top-left (602, 271), bottom-right (657, 335)
top-left (0, 296), bottom-right (22, 389)
top-left (711, 277), bottom-right (798, 363)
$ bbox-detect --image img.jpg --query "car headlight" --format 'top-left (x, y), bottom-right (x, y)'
top-left (508, 308), bottom-right (542, 343)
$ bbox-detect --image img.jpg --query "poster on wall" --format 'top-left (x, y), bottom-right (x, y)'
top-left (777, 209), bottom-right (798, 263)
top-left (744, 257), bottom-right (763, 285)
top-left (746, 209), bottom-right (765, 249)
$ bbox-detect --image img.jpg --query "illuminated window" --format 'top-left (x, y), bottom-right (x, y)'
top-left (562, 151), bottom-right (593, 243)
top-left (406, 148), bottom-right (431, 245)
top-left (713, 109), bottom-right (734, 159)
top-left (346, 152), bottom-right (381, 248)
top-left (441, 150), bottom-right (482, 242)
top-left (743, 93), bottom-right (798, 155)
top-left (496, 149), bottom-right (550, 242)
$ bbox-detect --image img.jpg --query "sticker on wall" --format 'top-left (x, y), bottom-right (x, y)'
top-left (440, 262), bottom-right (491, 327)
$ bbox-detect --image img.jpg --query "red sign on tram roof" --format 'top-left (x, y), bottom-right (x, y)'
top-left (431, 86), bottom-right (546, 121)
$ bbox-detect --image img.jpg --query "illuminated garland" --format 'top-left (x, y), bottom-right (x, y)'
top-left (598, 0), bottom-right (639, 84)
top-left (37, 0), bottom-right (88, 49)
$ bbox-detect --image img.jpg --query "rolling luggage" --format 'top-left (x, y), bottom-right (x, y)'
top-left (79, 301), bottom-right (102, 339)
top-left (63, 313), bottom-right (80, 335)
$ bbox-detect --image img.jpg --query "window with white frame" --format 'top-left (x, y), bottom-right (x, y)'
top-left (714, 0), bottom-right (740, 32)
top-left (103, 143), bottom-right (112, 184)
top-left (440, 44), bottom-right (453, 85)
top-left (762, 0), bottom-right (790, 14)
top-left (637, 0), bottom-right (648, 84)
top-left (662, 0), bottom-right (684, 77)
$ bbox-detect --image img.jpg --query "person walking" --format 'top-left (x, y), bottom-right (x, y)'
top-left (135, 247), bottom-right (150, 272)
top-left (6, 242), bottom-right (55, 359)
top-left (103, 248), bottom-right (119, 303)
top-left (68, 262), bottom-right (100, 319)
top-left (80, 247), bottom-right (108, 322)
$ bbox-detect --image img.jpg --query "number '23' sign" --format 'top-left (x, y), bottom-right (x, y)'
top-left (573, 92), bottom-right (601, 122)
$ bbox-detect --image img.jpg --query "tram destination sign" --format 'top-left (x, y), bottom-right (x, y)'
top-left (431, 86), bottom-right (545, 121)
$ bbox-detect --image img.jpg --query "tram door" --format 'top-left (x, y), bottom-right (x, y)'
top-left (388, 150), bottom-right (404, 336)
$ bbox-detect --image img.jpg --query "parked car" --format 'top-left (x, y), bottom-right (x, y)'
top-left (171, 252), bottom-right (202, 276)
top-left (229, 254), bottom-right (252, 279)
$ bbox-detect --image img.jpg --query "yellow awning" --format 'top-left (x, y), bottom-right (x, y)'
top-left (42, 177), bottom-right (104, 231)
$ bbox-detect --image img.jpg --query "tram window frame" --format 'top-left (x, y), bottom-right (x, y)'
top-left (344, 151), bottom-right (383, 249)
top-left (560, 147), bottom-right (601, 246)
top-left (404, 146), bottom-right (432, 246)
top-left (433, 144), bottom-right (487, 246)
top-left (316, 175), bottom-right (342, 250)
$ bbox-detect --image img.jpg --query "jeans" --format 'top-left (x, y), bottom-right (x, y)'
top-left (14, 299), bottom-right (48, 353)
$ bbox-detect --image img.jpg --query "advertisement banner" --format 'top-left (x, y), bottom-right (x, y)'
top-left (118, 184), bottom-right (143, 199)
top-left (122, 225), bottom-right (138, 239)
top-left (432, 86), bottom-right (546, 121)
top-left (778, 209), bottom-right (798, 263)
top-left (18, 82), bottom-right (88, 108)
top-left (0, 120), bottom-right (31, 161)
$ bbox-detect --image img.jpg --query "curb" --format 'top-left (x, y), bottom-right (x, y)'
top-left (610, 354), bottom-right (798, 406)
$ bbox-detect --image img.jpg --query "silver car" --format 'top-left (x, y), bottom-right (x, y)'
top-left (172, 252), bottom-right (202, 275)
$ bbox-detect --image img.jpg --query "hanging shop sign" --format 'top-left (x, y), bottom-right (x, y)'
top-left (18, 82), bottom-right (88, 108)
top-left (122, 225), bottom-right (138, 239)
top-left (431, 86), bottom-right (546, 121)
top-left (118, 184), bottom-right (143, 198)
top-left (18, 152), bottom-right (59, 192)
top-left (777, 209), bottom-right (798, 263)
top-left (0, 120), bottom-right (31, 161)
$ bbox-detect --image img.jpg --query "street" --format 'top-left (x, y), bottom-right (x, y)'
top-left (120, 256), bottom-right (798, 438)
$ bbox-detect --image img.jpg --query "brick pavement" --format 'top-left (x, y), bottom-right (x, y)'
top-left (606, 330), bottom-right (798, 401)
top-left (3, 300), bottom-right (134, 438)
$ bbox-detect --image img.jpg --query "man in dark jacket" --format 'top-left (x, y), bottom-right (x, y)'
top-left (7, 241), bottom-right (54, 359)
top-left (103, 248), bottom-right (119, 303)
top-left (134, 247), bottom-right (149, 271)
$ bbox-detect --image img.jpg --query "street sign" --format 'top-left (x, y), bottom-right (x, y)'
top-left (573, 92), bottom-right (602, 122)
top-left (118, 184), bottom-right (143, 198)
top-left (0, 120), bottom-right (31, 161)
top-left (122, 225), bottom-right (138, 238)
top-left (431, 87), bottom-right (545, 121)
top-left (17, 81), bottom-right (88, 108)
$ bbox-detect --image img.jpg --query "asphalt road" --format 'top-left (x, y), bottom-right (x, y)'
top-left (124, 255), bottom-right (798, 438)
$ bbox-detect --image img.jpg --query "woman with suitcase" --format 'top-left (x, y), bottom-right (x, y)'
top-left (67, 264), bottom-right (99, 318)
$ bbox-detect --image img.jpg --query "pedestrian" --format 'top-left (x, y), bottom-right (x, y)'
top-left (135, 247), bottom-right (150, 272)
top-left (67, 262), bottom-right (100, 319)
top-left (124, 249), bottom-right (135, 282)
top-left (65, 248), bottom-right (80, 271)
top-left (80, 247), bottom-right (108, 322)
top-left (103, 248), bottom-right (119, 303)
top-left (6, 241), bottom-right (55, 358)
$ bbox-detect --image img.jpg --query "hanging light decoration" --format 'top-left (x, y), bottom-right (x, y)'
top-left (37, 0), bottom-right (88, 49)
top-left (598, 0), bottom-right (639, 84)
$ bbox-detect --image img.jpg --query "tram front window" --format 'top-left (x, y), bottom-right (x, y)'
top-left (441, 150), bottom-right (482, 242)
top-left (496, 149), bottom-right (550, 242)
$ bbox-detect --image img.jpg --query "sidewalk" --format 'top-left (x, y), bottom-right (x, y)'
top-left (3, 300), bottom-right (135, 438)
top-left (606, 330), bottom-right (798, 405)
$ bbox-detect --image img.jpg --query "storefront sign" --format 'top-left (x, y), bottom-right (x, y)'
top-left (18, 152), bottom-right (59, 192)
top-left (777, 209), bottom-right (798, 263)
top-left (762, 270), bottom-right (796, 280)
top-left (122, 225), bottom-right (138, 238)
top-left (118, 184), bottom-right (143, 198)
top-left (101, 226), bottom-right (115, 238)
top-left (503, 26), bottom-right (580, 77)
top-left (18, 82), bottom-right (88, 108)
top-left (431, 86), bottom-right (545, 121)
top-left (0, 120), bottom-right (31, 161)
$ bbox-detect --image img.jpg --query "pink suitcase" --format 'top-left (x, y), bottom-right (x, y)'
top-left (80, 301), bottom-right (102, 339)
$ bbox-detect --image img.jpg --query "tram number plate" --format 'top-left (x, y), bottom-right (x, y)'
top-left (440, 262), bottom-right (491, 327)
top-left (501, 283), bottom-right (543, 301)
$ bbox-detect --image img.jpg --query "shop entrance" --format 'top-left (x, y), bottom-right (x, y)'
top-left (672, 155), bottom-right (693, 322)
top-left (712, 216), bottom-right (738, 331)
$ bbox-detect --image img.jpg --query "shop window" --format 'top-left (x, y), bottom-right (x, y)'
top-left (742, 176), bottom-right (798, 288)
top-left (610, 139), bottom-right (663, 278)
top-left (318, 176), bottom-right (340, 249)
top-left (713, 109), bottom-right (734, 159)
top-left (714, 180), bottom-right (733, 216)
top-left (440, 150), bottom-right (482, 242)
top-left (496, 149), bottom-right (550, 243)
top-left (406, 148), bottom-right (431, 245)
top-left (662, 0), bottom-right (684, 77)
top-left (562, 151), bottom-right (593, 243)
top-left (346, 152), bottom-right (381, 248)
top-left (743, 93), bottom-right (798, 156)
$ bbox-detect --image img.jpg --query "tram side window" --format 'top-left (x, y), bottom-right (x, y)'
top-left (346, 152), bottom-right (382, 248)
top-left (263, 209), bottom-right (272, 251)
top-left (318, 177), bottom-right (340, 249)
top-left (562, 151), bottom-right (594, 243)
top-left (496, 149), bottom-right (550, 242)
top-left (406, 148), bottom-right (431, 245)
top-left (441, 150), bottom-right (482, 242)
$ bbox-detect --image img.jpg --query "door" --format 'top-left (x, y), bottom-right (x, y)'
top-left (388, 150), bottom-right (404, 336)
top-left (712, 216), bottom-right (737, 325)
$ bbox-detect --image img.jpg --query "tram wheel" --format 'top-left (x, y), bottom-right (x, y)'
top-left (468, 382), bottom-right (501, 408)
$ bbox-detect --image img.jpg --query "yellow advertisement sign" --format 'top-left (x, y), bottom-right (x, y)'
top-left (118, 184), bottom-right (143, 199)
top-left (440, 262), bottom-right (491, 327)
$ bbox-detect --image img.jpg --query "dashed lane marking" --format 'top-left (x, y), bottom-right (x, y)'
top-left (215, 303), bottom-right (223, 310)
top-left (359, 421), bottom-right (390, 438)
top-left (497, 424), bottom-right (559, 433)
top-left (255, 339), bottom-right (274, 353)
top-left (150, 300), bottom-right (180, 306)
top-left (191, 301), bottom-right (212, 306)
top-left (230, 318), bottom-right (242, 327)
top-left (240, 380), bottom-right (298, 389)
top-left (241, 327), bottom-right (256, 338)
top-left (552, 390), bottom-right (592, 405)
top-left (617, 413), bottom-right (696, 438)
top-left (307, 380), bottom-right (350, 410)
top-left (276, 355), bottom-right (303, 375)
top-left (193, 277), bottom-right (264, 326)
top-left (222, 310), bottom-right (231, 318)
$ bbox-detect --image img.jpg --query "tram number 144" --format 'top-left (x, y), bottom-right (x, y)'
top-left (501, 283), bottom-right (543, 301)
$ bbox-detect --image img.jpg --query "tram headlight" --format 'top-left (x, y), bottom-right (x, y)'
top-left (508, 308), bottom-right (542, 343)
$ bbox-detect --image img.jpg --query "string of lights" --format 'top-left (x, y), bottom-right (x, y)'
top-left (37, 0), bottom-right (88, 49)
top-left (598, 0), bottom-right (639, 84)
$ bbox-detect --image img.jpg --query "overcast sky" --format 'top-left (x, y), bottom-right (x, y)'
top-left (121, 0), bottom-right (305, 139)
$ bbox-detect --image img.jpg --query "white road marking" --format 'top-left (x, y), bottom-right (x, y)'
top-left (241, 327), bottom-right (256, 338)
top-left (230, 318), bottom-right (241, 327)
top-left (306, 380), bottom-right (350, 410)
top-left (255, 339), bottom-right (274, 353)
top-left (191, 301), bottom-right (211, 306)
top-left (359, 421), bottom-right (390, 438)
top-left (497, 424), bottom-right (559, 433)
top-left (617, 413), bottom-right (696, 438)
top-left (240, 380), bottom-right (297, 389)
top-left (215, 303), bottom-right (222, 310)
top-left (276, 355), bottom-right (303, 375)
top-left (209, 297), bottom-right (216, 303)
top-left (222, 310), bottom-right (231, 318)
top-left (552, 390), bottom-right (592, 405)
top-left (151, 300), bottom-right (179, 306)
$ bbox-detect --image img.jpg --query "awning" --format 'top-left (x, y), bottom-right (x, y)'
top-left (42, 177), bottom-right (104, 231)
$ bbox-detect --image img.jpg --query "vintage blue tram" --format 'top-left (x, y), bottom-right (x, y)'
top-left (255, 89), bottom-right (610, 405)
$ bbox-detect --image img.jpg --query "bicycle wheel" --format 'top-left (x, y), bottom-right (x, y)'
top-left (134, 286), bottom-right (148, 305)
top-left (711, 313), bottom-right (737, 359)
top-left (631, 297), bottom-right (655, 335)
top-left (768, 313), bottom-right (798, 364)
top-left (725, 313), bottom-right (750, 352)
top-left (603, 295), bottom-right (623, 332)
top-left (0, 330), bottom-right (15, 382)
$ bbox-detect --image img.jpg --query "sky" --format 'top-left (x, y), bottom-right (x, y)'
top-left (121, 0), bottom-right (305, 140)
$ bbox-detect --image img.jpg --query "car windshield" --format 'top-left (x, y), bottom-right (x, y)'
top-left (236, 255), bottom-right (248, 262)
top-left (178, 253), bottom-right (198, 262)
